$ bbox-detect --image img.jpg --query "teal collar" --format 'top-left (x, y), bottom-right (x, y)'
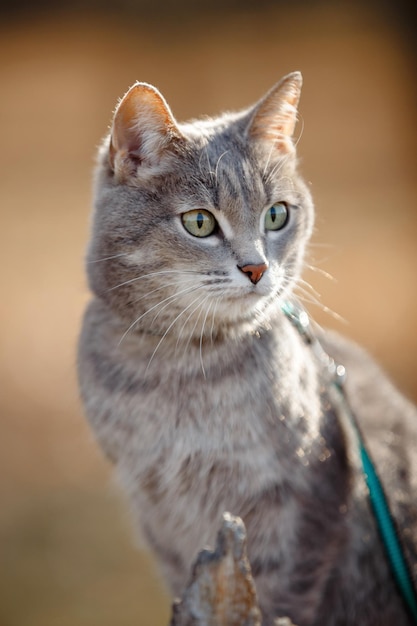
top-left (281, 300), bottom-right (417, 622)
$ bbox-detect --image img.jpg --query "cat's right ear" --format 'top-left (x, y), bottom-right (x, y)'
top-left (109, 82), bottom-right (183, 181)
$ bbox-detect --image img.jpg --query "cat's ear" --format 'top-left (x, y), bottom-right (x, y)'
top-left (109, 82), bottom-right (183, 180)
top-left (247, 71), bottom-right (302, 154)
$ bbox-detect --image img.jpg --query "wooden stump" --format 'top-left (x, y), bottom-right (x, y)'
top-left (169, 512), bottom-right (296, 626)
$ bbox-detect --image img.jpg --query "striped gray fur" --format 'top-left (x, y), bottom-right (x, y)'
top-left (78, 73), bottom-right (417, 625)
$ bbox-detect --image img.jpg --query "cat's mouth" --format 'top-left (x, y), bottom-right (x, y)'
top-left (221, 288), bottom-right (276, 316)
top-left (225, 281), bottom-right (274, 300)
top-left (223, 289), bottom-right (265, 302)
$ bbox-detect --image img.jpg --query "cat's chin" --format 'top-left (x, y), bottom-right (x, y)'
top-left (215, 291), bottom-right (277, 326)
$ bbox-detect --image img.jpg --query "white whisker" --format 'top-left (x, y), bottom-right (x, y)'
top-left (107, 269), bottom-right (199, 293)
top-left (262, 145), bottom-right (275, 179)
top-left (296, 276), bottom-right (322, 300)
top-left (210, 296), bottom-right (221, 344)
top-left (118, 284), bottom-right (203, 346)
top-left (293, 111), bottom-right (304, 149)
top-left (88, 252), bottom-right (130, 264)
top-left (214, 150), bottom-right (229, 184)
top-left (305, 264), bottom-right (336, 282)
top-left (175, 294), bottom-right (208, 353)
top-left (294, 285), bottom-right (347, 325)
top-left (199, 297), bottom-right (213, 379)
top-left (131, 277), bottom-right (197, 307)
top-left (145, 293), bottom-right (207, 373)
top-left (264, 151), bottom-right (292, 186)
top-left (150, 283), bottom-right (204, 325)
top-left (204, 147), bottom-right (216, 184)
top-left (182, 295), bottom-right (210, 362)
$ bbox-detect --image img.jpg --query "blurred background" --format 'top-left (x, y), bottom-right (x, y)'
top-left (0, 1), bottom-right (416, 624)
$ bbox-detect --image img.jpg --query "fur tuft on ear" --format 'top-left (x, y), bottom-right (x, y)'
top-left (109, 82), bottom-right (183, 180)
top-left (248, 71), bottom-right (302, 154)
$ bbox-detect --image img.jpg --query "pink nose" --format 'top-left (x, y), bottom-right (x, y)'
top-left (238, 262), bottom-right (268, 285)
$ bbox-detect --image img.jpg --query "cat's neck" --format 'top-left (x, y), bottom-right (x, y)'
top-left (95, 296), bottom-right (319, 411)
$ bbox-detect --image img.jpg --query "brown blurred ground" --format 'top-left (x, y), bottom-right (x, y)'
top-left (0, 3), bottom-right (416, 625)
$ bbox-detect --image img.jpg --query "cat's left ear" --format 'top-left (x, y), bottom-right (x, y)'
top-left (247, 71), bottom-right (302, 154)
top-left (109, 82), bottom-right (184, 180)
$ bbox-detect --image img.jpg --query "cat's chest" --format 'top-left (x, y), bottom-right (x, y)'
top-left (117, 343), bottom-right (323, 550)
top-left (120, 335), bottom-right (320, 477)
top-left (84, 300), bottom-right (321, 471)
top-left (125, 360), bottom-right (277, 453)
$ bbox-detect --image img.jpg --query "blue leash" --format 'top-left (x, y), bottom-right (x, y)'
top-left (281, 300), bottom-right (417, 622)
top-left (359, 435), bottom-right (417, 620)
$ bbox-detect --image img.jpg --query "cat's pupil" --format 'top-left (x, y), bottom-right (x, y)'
top-left (197, 213), bottom-right (204, 229)
top-left (270, 206), bottom-right (277, 222)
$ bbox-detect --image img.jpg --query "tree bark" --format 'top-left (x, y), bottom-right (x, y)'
top-left (168, 512), bottom-right (295, 626)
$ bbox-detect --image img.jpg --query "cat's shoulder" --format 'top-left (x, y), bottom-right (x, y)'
top-left (320, 328), bottom-right (416, 473)
top-left (320, 328), bottom-right (417, 492)
top-left (321, 328), bottom-right (416, 424)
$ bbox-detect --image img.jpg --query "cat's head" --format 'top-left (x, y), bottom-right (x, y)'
top-left (87, 72), bottom-right (314, 339)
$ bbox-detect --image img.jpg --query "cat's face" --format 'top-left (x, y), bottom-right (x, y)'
top-left (88, 73), bottom-right (314, 339)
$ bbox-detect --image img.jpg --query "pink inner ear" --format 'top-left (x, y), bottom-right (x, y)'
top-left (109, 82), bottom-right (182, 172)
top-left (248, 72), bottom-right (302, 151)
top-left (109, 99), bottom-right (140, 167)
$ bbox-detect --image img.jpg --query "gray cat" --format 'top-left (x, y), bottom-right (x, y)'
top-left (78, 72), bottom-right (417, 625)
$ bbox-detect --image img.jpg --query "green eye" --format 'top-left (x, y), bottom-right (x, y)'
top-left (182, 209), bottom-right (217, 237)
top-left (264, 203), bottom-right (288, 231)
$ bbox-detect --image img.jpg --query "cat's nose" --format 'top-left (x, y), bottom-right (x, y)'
top-left (238, 262), bottom-right (268, 285)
